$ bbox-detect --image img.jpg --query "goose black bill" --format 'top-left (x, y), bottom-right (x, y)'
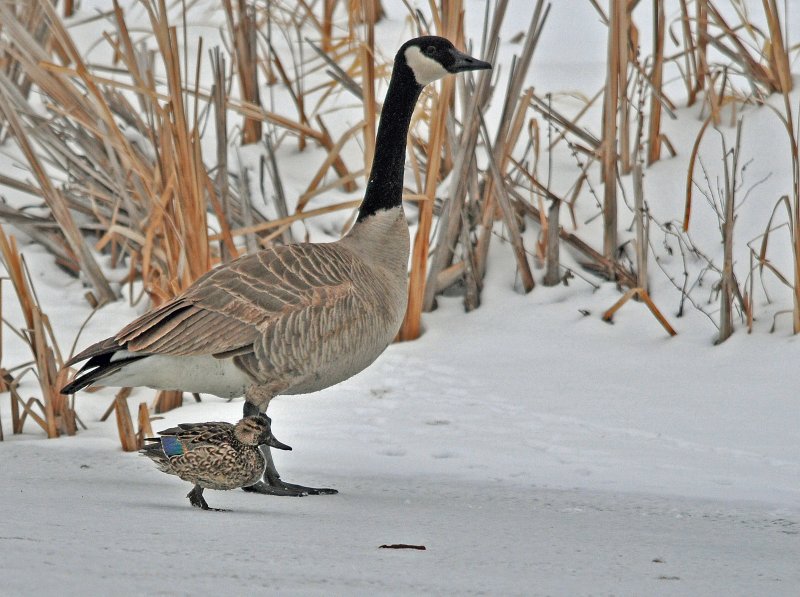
top-left (448, 49), bottom-right (492, 73)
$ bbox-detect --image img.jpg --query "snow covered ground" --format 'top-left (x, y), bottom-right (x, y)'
top-left (2, 447), bottom-right (798, 595)
top-left (2, 0), bottom-right (800, 595)
top-left (2, 259), bottom-right (799, 595)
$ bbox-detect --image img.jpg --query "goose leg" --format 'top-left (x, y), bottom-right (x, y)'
top-left (187, 484), bottom-right (228, 512)
top-left (241, 400), bottom-right (338, 497)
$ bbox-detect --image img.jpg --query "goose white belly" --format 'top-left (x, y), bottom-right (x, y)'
top-left (102, 353), bottom-right (252, 398)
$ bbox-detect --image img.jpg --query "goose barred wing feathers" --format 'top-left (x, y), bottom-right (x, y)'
top-left (66, 243), bottom-right (394, 391)
top-left (71, 244), bottom-right (351, 360)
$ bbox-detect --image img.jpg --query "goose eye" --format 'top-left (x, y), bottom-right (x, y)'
top-left (424, 45), bottom-right (436, 55)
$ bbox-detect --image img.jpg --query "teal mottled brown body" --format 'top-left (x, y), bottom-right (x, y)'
top-left (140, 415), bottom-right (290, 510)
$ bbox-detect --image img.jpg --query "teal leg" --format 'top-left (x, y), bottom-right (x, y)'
top-left (187, 484), bottom-right (228, 511)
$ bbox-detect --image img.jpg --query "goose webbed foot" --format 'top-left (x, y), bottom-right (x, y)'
top-left (187, 484), bottom-right (228, 512)
top-left (242, 480), bottom-right (338, 497)
top-left (243, 445), bottom-right (338, 497)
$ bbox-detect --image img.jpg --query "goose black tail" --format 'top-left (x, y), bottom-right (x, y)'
top-left (60, 349), bottom-right (146, 395)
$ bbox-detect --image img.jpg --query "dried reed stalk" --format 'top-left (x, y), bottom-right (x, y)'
top-left (223, 0), bottom-right (262, 144)
top-left (360, 0), bottom-right (377, 175)
top-left (717, 121), bottom-right (743, 343)
top-left (646, 0), bottom-right (665, 165)
top-left (114, 393), bottom-right (139, 452)
top-left (601, 0), bottom-right (623, 263)
top-left (473, 1), bottom-right (549, 284)
top-left (777, 89), bottom-right (800, 332)
top-left (682, 115), bottom-right (714, 230)
top-left (154, 389), bottom-right (183, 414)
top-left (423, 0), bottom-right (509, 310)
top-left (694, 0), bottom-right (709, 101)
top-left (399, 0), bottom-right (463, 341)
top-left (210, 47), bottom-right (236, 263)
top-left (616, 2), bottom-right (632, 177)
top-left (8, 374), bottom-right (21, 436)
top-left (678, 0), bottom-right (700, 105)
top-left (479, 115), bottom-right (534, 292)
top-left (543, 195), bottom-right (561, 286)
top-left (602, 288), bottom-right (677, 336)
top-left (322, 0), bottom-right (336, 51)
top-left (0, 226), bottom-right (76, 438)
top-left (136, 402), bottom-right (154, 445)
top-left (346, 0), bottom-right (384, 33)
top-left (263, 135), bottom-right (294, 245)
top-left (400, 74), bottom-right (455, 340)
top-left (632, 162), bottom-right (648, 291)
top-left (761, 0), bottom-right (792, 94)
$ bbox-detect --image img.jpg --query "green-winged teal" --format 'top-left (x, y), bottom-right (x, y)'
top-left (141, 414), bottom-right (290, 510)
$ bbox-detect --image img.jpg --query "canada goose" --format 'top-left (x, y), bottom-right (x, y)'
top-left (140, 415), bottom-right (291, 510)
top-left (62, 36), bottom-right (491, 496)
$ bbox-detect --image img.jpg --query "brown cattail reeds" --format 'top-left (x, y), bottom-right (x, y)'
top-left (0, 0), bottom-right (797, 445)
top-left (398, 0), bottom-right (464, 341)
top-left (0, 226), bottom-right (77, 438)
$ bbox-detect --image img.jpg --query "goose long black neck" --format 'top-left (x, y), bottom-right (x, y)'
top-left (356, 60), bottom-right (422, 223)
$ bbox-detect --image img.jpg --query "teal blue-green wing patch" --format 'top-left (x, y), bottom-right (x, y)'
top-left (161, 435), bottom-right (184, 458)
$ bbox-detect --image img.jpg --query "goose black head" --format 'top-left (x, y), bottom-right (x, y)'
top-left (398, 36), bottom-right (492, 87)
top-left (236, 414), bottom-right (292, 451)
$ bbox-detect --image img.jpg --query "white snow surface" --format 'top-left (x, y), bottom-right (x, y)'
top-left (3, 255), bottom-right (799, 595)
top-left (1, 1), bottom-right (800, 595)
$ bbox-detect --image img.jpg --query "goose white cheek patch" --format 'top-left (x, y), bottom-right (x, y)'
top-left (404, 46), bottom-right (449, 85)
